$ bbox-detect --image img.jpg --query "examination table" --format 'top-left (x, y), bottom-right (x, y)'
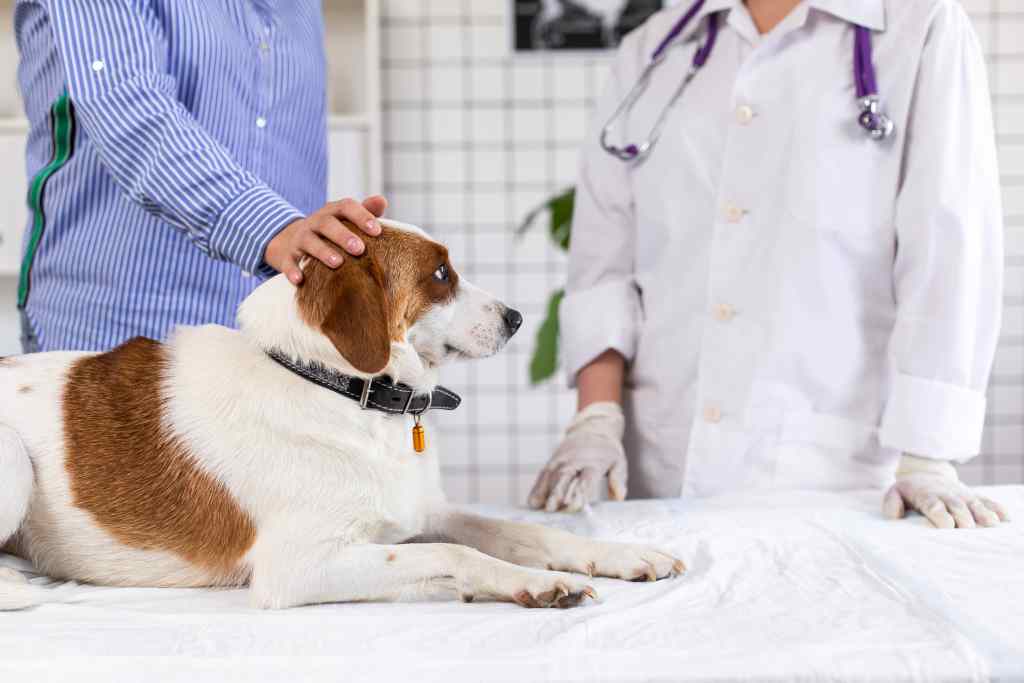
top-left (2, 487), bottom-right (1022, 682)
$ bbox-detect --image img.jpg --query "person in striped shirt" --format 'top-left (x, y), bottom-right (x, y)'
top-left (14, 1), bottom-right (382, 353)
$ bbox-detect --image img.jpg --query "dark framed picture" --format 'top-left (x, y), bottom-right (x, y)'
top-left (513, 0), bottom-right (666, 52)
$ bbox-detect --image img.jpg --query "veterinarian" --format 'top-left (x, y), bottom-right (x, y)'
top-left (14, 1), bottom-right (383, 353)
top-left (529, 0), bottom-right (1010, 529)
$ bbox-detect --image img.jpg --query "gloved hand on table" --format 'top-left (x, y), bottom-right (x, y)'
top-left (528, 401), bottom-right (627, 512)
top-left (883, 453), bottom-right (1011, 529)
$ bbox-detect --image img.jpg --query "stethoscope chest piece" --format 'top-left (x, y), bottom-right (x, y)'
top-left (857, 95), bottom-right (895, 140)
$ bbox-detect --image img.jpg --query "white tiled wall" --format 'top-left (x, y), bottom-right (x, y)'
top-left (378, 0), bottom-right (1024, 502)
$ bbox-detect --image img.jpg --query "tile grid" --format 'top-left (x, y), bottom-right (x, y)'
top-left (379, 0), bottom-right (1024, 503)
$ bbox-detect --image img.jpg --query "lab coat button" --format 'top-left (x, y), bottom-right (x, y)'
top-left (735, 105), bottom-right (754, 125)
top-left (724, 204), bottom-right (745, 223)
top-left (703, 405), bottom-right (722, 424)
top-left (714, 304), bottom-right (736, 322)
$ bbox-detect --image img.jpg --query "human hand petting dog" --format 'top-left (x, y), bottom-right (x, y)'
top-left (883, 453), bottom-right (1011, 529)
top-left (265, 195), bottom-right (388, 285)
top-left (529, 402), bottom-right (628, 512)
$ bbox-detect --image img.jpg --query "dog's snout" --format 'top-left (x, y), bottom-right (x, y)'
top-left (503, 307), bottom-right (523, 336)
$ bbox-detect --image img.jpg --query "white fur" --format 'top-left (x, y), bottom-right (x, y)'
top-left (0, 222), bottom-right (683, 610)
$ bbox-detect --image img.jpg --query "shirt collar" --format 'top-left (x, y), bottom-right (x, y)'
top-left (671, 0), bottom-right (740, 45)
top-left (806, 0), bottom-right (886, 30)
top-left (673, 0), bottom-right (885, 38)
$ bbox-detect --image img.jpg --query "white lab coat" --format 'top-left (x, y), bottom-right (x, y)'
top-left (561, 0), bottom-right (1004, 498)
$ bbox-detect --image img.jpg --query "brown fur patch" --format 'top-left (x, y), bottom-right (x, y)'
top-left (297, 225), bottom-right (458, 372)
top-left (386, 552), bottom-right (397, 562)
top-left (63, 338), bottom-right (256, 582)
top-left (16, 385), bottom-right (31, 394)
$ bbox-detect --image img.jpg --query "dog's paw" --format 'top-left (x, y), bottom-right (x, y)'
top-left (552, 541), bottom-right (685, 582)
top-left (484, 568), bottom-right (596, 609)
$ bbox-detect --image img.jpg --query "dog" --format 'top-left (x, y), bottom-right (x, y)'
top-left (0, 219), bottom-right (684, 610)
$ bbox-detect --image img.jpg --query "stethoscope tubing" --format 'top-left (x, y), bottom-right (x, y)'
top-left (601, 0), bottom-right (895, 162)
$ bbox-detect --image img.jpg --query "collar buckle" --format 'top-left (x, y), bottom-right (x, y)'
top-left (359, 379), bottom-right (372, 409)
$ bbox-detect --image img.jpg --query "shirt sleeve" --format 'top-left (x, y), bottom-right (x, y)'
top-left (44, 0), bottom-right (303, 276)
top-left (878, 3), bottom-right (1004, 462)
top-left (560, 33), bottom-right (644, 387)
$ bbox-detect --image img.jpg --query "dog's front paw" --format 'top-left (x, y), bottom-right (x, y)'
top-left (481, 567), bottom-right (596, 609)
top-left (553, 541), bottom-right (685, 582)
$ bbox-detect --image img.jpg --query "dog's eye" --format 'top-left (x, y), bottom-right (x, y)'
top-left (433, 264), bottom-right (449, 282)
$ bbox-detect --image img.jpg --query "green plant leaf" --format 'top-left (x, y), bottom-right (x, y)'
top-left (548, 188), bottom-right (574, 251)
top-left (530, 289), bottom-right (564, 385)
top-left (516, 187), bottom-right (574, 253)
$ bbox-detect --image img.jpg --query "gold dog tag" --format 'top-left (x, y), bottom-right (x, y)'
top-left (412, 415), bottom-right (426, 454)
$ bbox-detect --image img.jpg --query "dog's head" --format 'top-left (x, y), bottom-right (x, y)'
top-left (294, 219), bottom-right (522, 374)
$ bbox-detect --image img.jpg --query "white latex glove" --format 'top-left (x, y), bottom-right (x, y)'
top-left (528, 402), bottom-right (627, 513)
top-left (882, 453), bottom-right (1011, 529)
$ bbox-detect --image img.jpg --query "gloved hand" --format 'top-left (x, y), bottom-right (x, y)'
top-left (882, 453), bottom-right (1011, 529)
top-left (528, 402), bottom-right (627, 513)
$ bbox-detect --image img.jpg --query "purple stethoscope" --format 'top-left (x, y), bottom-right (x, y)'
top-left (601, 0), bottom-right (895, 162)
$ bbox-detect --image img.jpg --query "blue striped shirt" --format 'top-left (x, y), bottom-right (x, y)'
top-left (14, 0), bottom-right (327, 351)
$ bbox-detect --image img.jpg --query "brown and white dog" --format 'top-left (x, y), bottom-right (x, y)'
top-left (0, 219), bottom-right (683, 611)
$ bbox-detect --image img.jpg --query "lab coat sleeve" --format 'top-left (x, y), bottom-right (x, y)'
top-left (560, 34), bottom-right (644, 387)
top-left (42, 0), bottom-right (304, 277)
top-left (878, 3), bottom-right (1004, 462)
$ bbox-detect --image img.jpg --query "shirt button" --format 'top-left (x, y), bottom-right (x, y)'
top-left (703, 405), bottom-right (723, 424)
top-left (256, 117), bottom-right (267, 128)
top-left (724, 203), bottom-right (745, 223)
top-left (242, 270), bottom-right (252, 278)
top-left (735, 104), bottom-right (754, 125)
top-left (91, 60), bottom-right (105, 72)
top-left (259, 41), bottom-right (270, 52)
top-left (713, 304), bottom-right (736, 322)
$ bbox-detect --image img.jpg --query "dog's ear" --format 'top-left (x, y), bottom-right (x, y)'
top-left (314, 258), bottom-right (392, 374)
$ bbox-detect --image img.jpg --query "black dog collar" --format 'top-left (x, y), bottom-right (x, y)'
top-left (266, 349), bottom-right (461, 416)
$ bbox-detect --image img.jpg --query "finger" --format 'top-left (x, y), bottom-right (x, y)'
top-left (300, 233), bottom-right (344, 269)
top-left (528, 467), bottom-right (557, 510)
top-left (316, 216), bottom-right (366, 256)
top-left (915, 493), bottom-right (955, 529)
top-left (563, 477), bottom-right (585, 513)
top-left (546, 469), bottom-right (578, 513)
top-left (326, 198), bottom-right (380, 237)
top-left (280, 254), bottom-right (303, 285)
top-left (980, 497), bottom-right (1011, 523)
top-left (967, 499), bottom-right (1000, 528)
top-left (566, 472), bottom-right (595, 512)
top-left (607, 458), bottom-right (627, 502)
top-left (940, 495), bottom-right (975, 529)
top-left (362, 195), bottom-right (388, 219)
top-left (882, 485), bottom-right (906, 520)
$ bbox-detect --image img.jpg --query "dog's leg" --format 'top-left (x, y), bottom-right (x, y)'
top-left (423, 509), bottom-right (685, 582)
top-left (0, 425), bottom-right (33, 546)
top-left (249, 541), bottom-right (596, 609)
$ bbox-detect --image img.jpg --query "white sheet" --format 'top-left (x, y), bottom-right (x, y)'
top-left (2, 487), bottom-right (1023, 682)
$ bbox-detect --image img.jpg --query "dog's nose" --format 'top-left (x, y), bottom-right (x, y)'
top-left (503, 307), bottom-right (523, 336)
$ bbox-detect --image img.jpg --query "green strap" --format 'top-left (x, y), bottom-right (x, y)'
top-left (18, 92), bottom-right (75, 309)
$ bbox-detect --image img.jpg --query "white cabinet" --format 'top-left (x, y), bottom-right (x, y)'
top-left (325, 0), bottom-right (383, 196)
top-left (0, 0), bottom-right (382, 277)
